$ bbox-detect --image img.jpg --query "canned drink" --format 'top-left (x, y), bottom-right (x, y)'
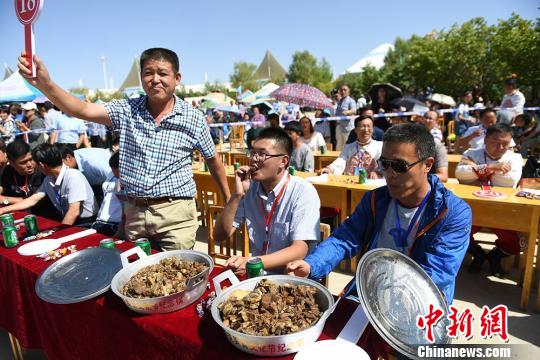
top-left (0, 213), bottom-right (14, 228)
top-left (319, 145), bottom-right (326, 154)
top-left (288, 166), bottom-right (296, 175)
top-left (99, 238), bottom-right (116, 249)
top-left (204, 162), bottom-right (208, 172)
top-left (2, 226), bottom-right (19, 248)
top-left (358, 167), bottom-right (367, 184)
top-left (135, 238), bottom-right (151, 255)
top-left (233, 162), bottom-right (240, 170)
top-left (246, 257), bottom-right (265, 278)
top-left (24, 215), bottom-right (39, 236)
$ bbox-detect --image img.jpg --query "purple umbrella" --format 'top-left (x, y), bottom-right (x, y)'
top-left (269, 83), bottom-right (332, 110)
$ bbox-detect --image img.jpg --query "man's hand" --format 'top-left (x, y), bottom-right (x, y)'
top-left (317, 167), bottom-right (332, 175)
top-left (224, 255), bottom-right (249, 276)
top-left (234, 166), bottom-right (252, 196)
top-left (18, 52), bottom-right (51, 89)
top-left (286, 260), bottom-right (311, 278)
top-left (488, 162), bottom-right (511, 174)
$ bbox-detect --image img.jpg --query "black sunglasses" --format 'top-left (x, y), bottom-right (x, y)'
top-left (377, 157), bottom-right (426, 173)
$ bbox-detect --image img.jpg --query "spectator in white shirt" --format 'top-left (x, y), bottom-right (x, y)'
top-left (319, 115), bottom-right (382, 177)
top-left (456, 123), bottom-right (523, 277)
top-left (456, 108), bottom-right (497, 152)
top-left (500, 74), bottom-right (526, 115)
top-left (299, 116), bottom-right (326, 152)
top-left (91, 151), bottom-right (123, 236)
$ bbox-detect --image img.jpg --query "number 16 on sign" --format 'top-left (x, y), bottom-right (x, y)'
top-left (14, 0), bottom-right (44, 78)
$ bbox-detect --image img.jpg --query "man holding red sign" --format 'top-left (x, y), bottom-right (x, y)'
top-left (17, 49), bottom-right (231, 250)
top-left (455, 123), bottom-right (523, 277)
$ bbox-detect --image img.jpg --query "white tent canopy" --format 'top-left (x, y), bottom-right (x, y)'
top-left (0, 72), bottom-right (44, 103)
top-left (346, 43), bottom-right (394, 73)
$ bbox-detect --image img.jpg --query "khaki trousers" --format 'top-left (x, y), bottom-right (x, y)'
top-left (124, 198), bottom-right (198, 251)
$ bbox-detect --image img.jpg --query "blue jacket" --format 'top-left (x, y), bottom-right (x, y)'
top-left (306, 174), bottom-right (471, 303)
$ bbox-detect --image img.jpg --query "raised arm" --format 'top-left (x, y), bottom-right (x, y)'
top-left (18, 53), bottom-right (112, 126)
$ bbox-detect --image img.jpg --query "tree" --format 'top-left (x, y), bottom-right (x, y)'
top-left (229, 62), bottom-right (259, 92)
top-left (335, 65), bottom-right (384, 99)
top-left (288, 51), bottom-right (333, 93)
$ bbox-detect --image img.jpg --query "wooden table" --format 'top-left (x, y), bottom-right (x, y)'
top-left (314, 151), bottom-right (340, 170)
top-left (349, 182), bottom-right (540, 311)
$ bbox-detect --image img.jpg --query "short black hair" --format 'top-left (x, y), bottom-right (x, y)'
top-left (140, 48), bottom-right (179, 74)
top-left (479, 107), bottom-right (496, 118)
top-left (383, 123), bottom-right (436, 160)
top-left (32, 143), bottom-right (63, 167)
top-left (43, 101), bottom-right (54, 111)
top-left (6, 140), bottom-right (30, 162)
top-left (267, 113), bottom-right (279, 121)
top-left (284, 121), bottom-right (302, 135)
top-left (354, 115), bottom-right (374, 128)
top-left (56, 144), bottom-right (75, 159)
top-left (109, 151), bottom-right (119, 169)
top-left (486, 123), bottom-right (512, 138)
top-left (255, 127), bottom-right (293, 156)
top-left (515, 113), bottom-right (533, 127)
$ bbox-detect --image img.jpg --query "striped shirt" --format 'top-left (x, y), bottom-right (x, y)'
top-left (105, 95), bottom-right (215, 197)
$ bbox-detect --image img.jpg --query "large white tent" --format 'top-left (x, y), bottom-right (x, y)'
top-left (345, 43), bottom-right (394, 73)
top-left (0, 71), bottom-right (44, 103)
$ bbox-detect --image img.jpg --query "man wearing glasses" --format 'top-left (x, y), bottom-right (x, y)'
top-left (213, 128), bottom-right (321, 276)
top-left (288, 123), bottom-right (471, 303)
top-left (455, 123), bottom-right (523, 277)
top-left (335, 85), bottom-right (357, 151)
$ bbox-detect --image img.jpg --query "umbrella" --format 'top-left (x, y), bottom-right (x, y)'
top-left (367, 83), bottom-right (402, 102)
top-left (237, 90), bottom-right (254, 102)
top-left (428, 93), bottom-right (456, 107)
top-left (250, 100), bottom-right (273, 112)
top-left (269, 83), bottom-right (332, 110)
top-left (391, 97), bottom-right (429, 113)
top-left (254, 83), bottom-right (279, 99)
top-left (215, 105), bottom-right (241, 114)
top-left (200, 99), bottom-right (220, 110)
top-left (204, 92), bottom-right (234, 105)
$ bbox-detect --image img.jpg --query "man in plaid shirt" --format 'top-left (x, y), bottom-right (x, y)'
top-left (17, 48), bottom-right (231, 250)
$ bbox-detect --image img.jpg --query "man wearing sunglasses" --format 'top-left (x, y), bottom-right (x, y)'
top-left (214, 128), bottom-right (321, 276)
top-left (455, 123), bottom-right (523, 277)
top-left (288, 123), bottom-right (471, 303)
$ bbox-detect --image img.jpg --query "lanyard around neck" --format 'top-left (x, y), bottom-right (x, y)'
top-left (393, 190), bottom-right (431, 254)
top-left (258, 175), bottom-right (290, 255)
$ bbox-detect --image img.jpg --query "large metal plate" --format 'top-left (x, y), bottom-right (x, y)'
top-left (36, 248), bottom-right (122, 304)
top-left (356, 249), bottom-right (450, 359)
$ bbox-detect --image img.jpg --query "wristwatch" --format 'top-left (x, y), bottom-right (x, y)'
top-left (2, 197), bottom-right (9, 206)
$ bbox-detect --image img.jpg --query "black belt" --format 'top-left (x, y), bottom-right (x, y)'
top-left (127, 196), bottom-right (193, 207)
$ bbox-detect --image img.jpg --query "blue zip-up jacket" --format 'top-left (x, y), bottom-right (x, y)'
top-left (306, 174), bottom-right (471, 303)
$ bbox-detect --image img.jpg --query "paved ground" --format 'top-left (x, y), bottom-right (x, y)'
top-left (2, 228), bottom-right (538, 359)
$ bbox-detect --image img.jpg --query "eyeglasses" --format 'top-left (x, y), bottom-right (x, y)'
top-left (377, 157), bottom-right (426, 173)
top-left (248, 151), bottom-right (287, 163)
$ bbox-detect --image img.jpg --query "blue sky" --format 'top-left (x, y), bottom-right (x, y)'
top-left (1, 0), bottom-right (537, 89)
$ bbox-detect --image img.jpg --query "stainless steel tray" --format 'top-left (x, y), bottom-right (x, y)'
top-left (35, 248), bottom-right (122, 304)
top-left (356, 248), bottom-right (450, 359)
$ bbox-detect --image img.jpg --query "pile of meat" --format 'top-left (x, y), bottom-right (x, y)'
top-left (218, 279), bottom-right (322, 336)
top-left (121, 257), bottom-right (208, 298)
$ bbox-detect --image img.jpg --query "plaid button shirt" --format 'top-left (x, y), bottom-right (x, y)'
top-left (105, 95), bottom-right (215, 197)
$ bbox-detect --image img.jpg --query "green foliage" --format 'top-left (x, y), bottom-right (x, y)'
top-left (229, 62), bottom-right (260, 92)
top-left (288, 51), bottom-right (334, 93)
top-left (87, 89), bottom-right (124, 102)
top-left (335, 65), bottom-right (384, 99)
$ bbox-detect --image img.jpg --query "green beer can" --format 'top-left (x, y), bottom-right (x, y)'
top-left (2, 226), bottom-right (19, 248)
top-left (135, 238), bottom-right (151, 255)
top-left (288, 166), bottom-right (296, 176)
top-left (24, 215), bottom-right (39, 236)
top-left (99, 238), bottom-right (116, 249)
top-left (246, 257), bottom-right (265, 278)
top-left (0, 213), bottom-right (15, 228)
top-left (319, 145), bottom-right (326, 154)
top-left (233, 162), bottom-right (240, 170)
top-left (358, 166), bottom-right (367, 184)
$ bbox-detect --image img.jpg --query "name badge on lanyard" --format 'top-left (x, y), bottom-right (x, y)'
top-left (259, 175), bottom-right (290, 255)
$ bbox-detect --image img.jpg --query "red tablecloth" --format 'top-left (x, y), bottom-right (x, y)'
top-left (0, 212), bottom-right (392, 360)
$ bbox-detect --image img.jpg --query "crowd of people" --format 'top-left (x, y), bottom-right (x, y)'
top-left (7, 46), bottom-right (538, 313)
